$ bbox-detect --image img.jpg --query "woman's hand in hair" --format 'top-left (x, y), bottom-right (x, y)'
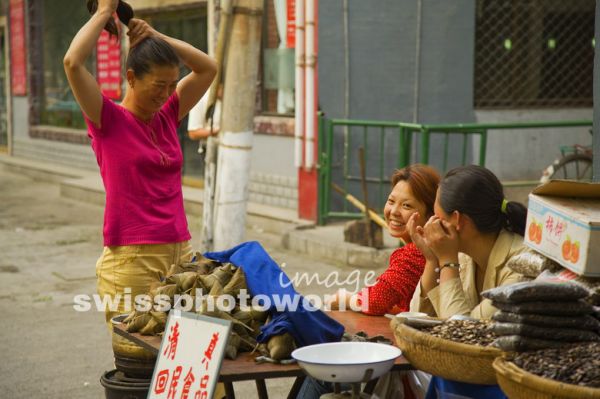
top-left (422, 216), bottom-right (459, 265)
top-left (407, 213), bottom-right (437, 262)
top-left (97, 0), bottom-right (118, 14)
top-left (127, 18), bottom-right (158, 48)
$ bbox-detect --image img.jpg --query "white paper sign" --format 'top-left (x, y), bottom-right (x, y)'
top-left (148, 310), bottom-right (231, 399)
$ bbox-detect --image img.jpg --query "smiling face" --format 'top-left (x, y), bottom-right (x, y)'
top-left (384, 180), bottom-right (428, 242)
top-left (128, 64), bottom-right (179, 114)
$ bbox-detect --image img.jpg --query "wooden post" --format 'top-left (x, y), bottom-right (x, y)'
top-left (212, 0), bottom-right (264, 251)
top-left (358, 147), bottom-right (374, 247)
top-left (200, 0), bottom-right (233, 252)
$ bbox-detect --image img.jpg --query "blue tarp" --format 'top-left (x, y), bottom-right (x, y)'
top-left (425, 377), bottom-right (507, 399)
top-left (205, 241), bottom-right (345, 347)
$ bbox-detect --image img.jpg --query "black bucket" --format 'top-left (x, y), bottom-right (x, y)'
top-left (114, 353), bottom-right (156, 379)
top-left (100, 369), bottom-right (150, 399)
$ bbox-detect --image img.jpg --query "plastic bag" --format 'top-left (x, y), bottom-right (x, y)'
top-left (482, 281), bottom-right (588, 303)
top-left (505, 251), bottom-right (562, 278)
top-left (492, 299), bottom-right (594, 316)
top-left (492, 311), bottom-right (600, 332)
top-left (491, 335), bottom-right (566, 352)
top-left (491, 322), bottom-right (600, 342)
top-left (536, 269), bottom-right (600, 305)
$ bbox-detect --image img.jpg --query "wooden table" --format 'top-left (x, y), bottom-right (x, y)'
top-left (113, 311), bottom-right (413, 398)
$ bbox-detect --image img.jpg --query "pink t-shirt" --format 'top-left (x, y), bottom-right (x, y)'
top-left (84, 93), bottom-right (191, 246)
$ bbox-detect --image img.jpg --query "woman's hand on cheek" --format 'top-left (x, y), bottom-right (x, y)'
top-left (408, 213), bottom-right (437, 262)
top-left (423, 217), bottom-right (459, 264)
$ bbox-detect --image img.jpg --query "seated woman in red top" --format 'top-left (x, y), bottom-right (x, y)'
top-left (332, 164), bottom-right (440, 315)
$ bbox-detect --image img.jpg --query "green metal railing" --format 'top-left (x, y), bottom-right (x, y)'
top-left (317, 115), bottom-right (592, 225)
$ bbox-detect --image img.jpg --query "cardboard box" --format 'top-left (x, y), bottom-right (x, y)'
top-left (525, 180), bottom-right (600, 277)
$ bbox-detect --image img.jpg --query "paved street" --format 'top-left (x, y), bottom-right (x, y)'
top-left (0, 168), bottom-right (383, 398)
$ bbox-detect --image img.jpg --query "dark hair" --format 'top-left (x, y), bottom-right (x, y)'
top-left (391, 164), bottom-right (441, 218)
top-left (126, 36), bottom-right (180, 78)
top-left (438, 165), bottom-right (527, 236)
top-left (87, 1), bottom-right (134, 38)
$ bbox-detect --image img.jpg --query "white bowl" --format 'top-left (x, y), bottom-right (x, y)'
top-left (291, 342), bottom-right (401, 383)
top-left (395, 311), bottom-right (428, 318)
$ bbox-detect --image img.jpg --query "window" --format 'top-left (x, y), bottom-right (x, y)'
top-left (36, 0), bottom-right (98, 128)
top-left (474, 0), bottom-right (594, 108)
top-left (260, 0), bottom-right (294, 115)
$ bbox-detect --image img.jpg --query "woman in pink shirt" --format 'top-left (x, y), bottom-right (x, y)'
top-left (64, 0), bottom-right (216, 356)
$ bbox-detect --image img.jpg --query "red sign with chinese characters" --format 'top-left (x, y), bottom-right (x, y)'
top-left (9, 0), bottom-right (27, 95)
top-left (286, 0), bottom-right (296, 48)
top-left (149, 311), bottom-right (230, 399)
top-left (96, 20), bottom-right (122, 100)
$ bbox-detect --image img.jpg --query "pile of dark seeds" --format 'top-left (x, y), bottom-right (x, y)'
top-left (512, 342), bottom-right (600, 388)
top-left (422, 319), bottom-right (496, 346)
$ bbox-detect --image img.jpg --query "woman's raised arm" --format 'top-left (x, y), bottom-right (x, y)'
top-left (63, 0), bottom-right (118, 127)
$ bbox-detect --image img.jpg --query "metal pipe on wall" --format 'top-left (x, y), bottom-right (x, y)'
top-left (1, 17), bottom-right (12, 155)
top-left (412, 0), bottom-right (422, 124)
top-left (594, 0), bottom-right (600, 182)
top-left (343, 0), bottom-right (349, 121)
top-left (304, 0), bottom-right (315, 169)
top-left (294, 0), bottom-right (305, 168)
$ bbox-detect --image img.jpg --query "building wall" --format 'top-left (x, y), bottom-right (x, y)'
top-left (318, 0), bottom-right (475, 123)
top-left (11, 97), bottom-right (28, 140)
top-left (477, 109), bottom-right (593, 181)
top-left (318, 0), bottom-right (593, 185)
top-left (249, 133), bottom-right (297, 209)
top-left (418, 1), bottom-right (475, 124)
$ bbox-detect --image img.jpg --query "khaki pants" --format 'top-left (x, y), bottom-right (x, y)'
top-left (96, 241), bottom-right (225, 398)
top-left (96, 241), bottom-right (193, 324)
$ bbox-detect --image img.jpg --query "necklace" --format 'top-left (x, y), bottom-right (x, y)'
top-left (133, 113), bottom-right (170, 167)
top-left (121, 104), bottom-right (171, 167)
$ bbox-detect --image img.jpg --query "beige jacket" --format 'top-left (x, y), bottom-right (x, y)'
top-left (411, 230), bottom-right (528, 319)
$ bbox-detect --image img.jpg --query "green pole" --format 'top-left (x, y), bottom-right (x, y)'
top-left (421, 128), bottom-right (430, 164)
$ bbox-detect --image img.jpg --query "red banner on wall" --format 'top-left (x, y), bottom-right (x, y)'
top-left (96, 20), bottom-right (122, 100)
top-left (9, 0), bottom-right (27, 95)
top-left (286, 0), bottom-right (296, 48)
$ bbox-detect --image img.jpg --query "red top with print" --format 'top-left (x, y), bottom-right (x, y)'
top-left (357, 242), bottom-right (426, 315)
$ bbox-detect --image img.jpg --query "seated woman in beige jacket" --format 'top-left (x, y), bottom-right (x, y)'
top-left (407, 165), bottom-right (528, 319)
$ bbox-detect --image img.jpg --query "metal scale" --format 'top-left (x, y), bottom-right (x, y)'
top-left (292, 342), bottom-right (402, 399)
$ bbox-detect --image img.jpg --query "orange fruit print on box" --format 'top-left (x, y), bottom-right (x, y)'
top-left (561, 236), bottom-right (580, 264)
top-left (528, 219), bottom-right (542, 244)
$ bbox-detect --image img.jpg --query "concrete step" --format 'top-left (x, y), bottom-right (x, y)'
top-left (283, 223), bottom-right (399, 269)
top-left (0, 153), bottom-right (85, 183)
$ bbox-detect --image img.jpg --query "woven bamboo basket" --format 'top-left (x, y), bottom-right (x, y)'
top-left (391, 318), bottom-right (502, 384)
top-left (493, 357), bottom-right (600, 399)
